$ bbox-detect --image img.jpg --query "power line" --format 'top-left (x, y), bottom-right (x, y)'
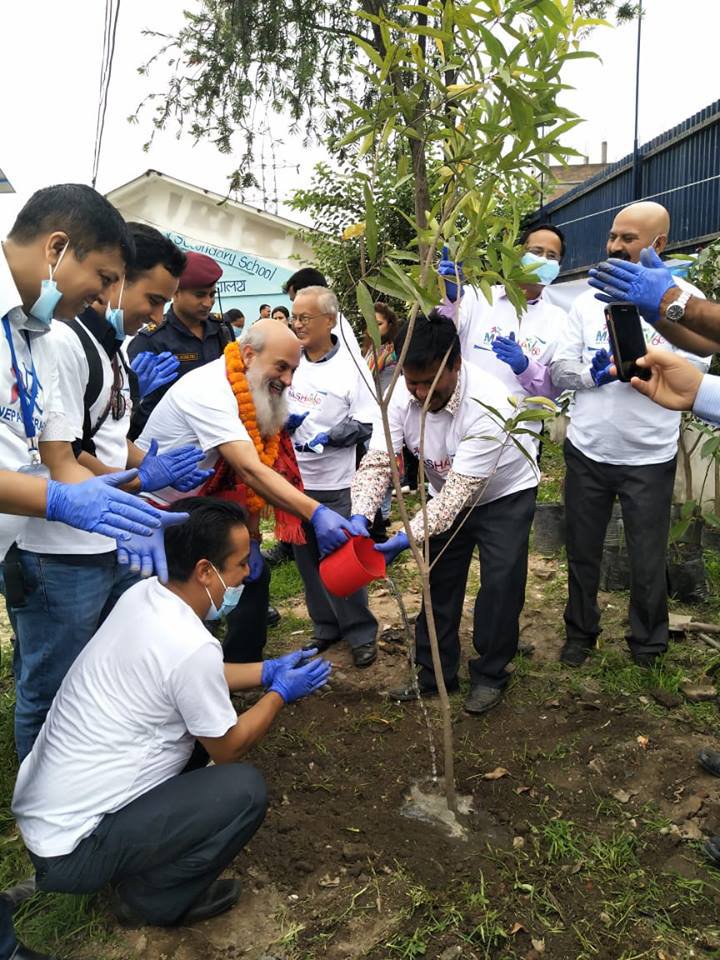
top-left (91, 0), bottom-right (121, 189)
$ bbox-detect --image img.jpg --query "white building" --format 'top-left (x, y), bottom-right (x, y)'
top-left (106, 170), bottom-right (316, 320)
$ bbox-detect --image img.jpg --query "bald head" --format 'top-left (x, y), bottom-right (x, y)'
top-left (607, 201), bottom-right (670, 263)
top-left (240, 317), bottom-right (302, 398)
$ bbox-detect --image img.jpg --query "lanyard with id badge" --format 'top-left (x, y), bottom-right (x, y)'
top-left (2, 315), bottom-right (49, 478)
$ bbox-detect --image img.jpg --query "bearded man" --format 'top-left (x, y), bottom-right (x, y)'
top-left (136, 318), bottom-right (367, 663)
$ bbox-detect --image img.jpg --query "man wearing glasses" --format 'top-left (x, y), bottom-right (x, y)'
top-left (11, 224), bottom-right (211, 762)
top-left (439, 224), bottom-right (568, 406)
top-left (287, 286), bottom-right (379, 668)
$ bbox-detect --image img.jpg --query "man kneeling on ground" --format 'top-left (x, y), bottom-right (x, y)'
top-left (11, 498), bottom-right (330, 930)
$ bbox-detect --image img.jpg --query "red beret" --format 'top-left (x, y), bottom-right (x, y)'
top-left (178, 251), bottom-right (223, 289)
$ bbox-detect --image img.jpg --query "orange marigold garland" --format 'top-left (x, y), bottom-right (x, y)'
top-left (224, 340), bottom-right (280, 512)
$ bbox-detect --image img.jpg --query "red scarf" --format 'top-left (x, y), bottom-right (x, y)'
top-left (199, 430), bottom-right (306, 544)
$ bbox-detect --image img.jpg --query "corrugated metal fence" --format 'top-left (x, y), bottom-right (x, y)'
top-left (527, 100), bottom-right (720, 276)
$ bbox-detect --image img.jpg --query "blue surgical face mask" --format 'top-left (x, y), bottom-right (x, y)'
top-left (30, 242), bottom-right (69, 325)
top-left (521, 251), bottom-right (560, 286)
top-left (204, 563), bottom-right (245, 620)
top-left (105, 278), bottom-right (125, 341)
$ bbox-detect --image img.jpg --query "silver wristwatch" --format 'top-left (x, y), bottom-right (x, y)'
top-left (665, 290), bottom-right (691, 322)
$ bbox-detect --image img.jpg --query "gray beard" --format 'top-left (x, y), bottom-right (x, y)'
top-left (246, 364), bottom-right (289, 437)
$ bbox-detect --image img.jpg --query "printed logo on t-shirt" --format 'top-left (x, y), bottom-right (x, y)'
top-left (287, 386), bottom-right (326, 408)
top-left (474, 324), bottom-right (504, 352)
top-left (0, 362), bottom-right (44, 430)
top-left (412, 446), bottom-right (452, 474)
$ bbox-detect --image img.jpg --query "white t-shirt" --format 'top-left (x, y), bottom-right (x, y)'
top-left (12, 577), bottom-right (238, 858)
top-left (553, 282), bottom-right (710, 465)
top-left (19, 319), bottom-right (131, 555)
top-left (370, 362), bottom-right (539, 501)
top-left (287, 342), bottom-right (375, 491)
top-left (457, 285), bottom-right (567, 397)
top-left (0, 249), bottom-right (73, 560)
top-left (135, 358), bottom-right (250, 504)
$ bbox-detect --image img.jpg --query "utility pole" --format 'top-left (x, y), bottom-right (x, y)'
top-left (632, 0), bottom-right (643, 199)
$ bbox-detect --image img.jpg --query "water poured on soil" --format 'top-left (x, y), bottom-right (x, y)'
top-left (400, 779), bottom-right (474, 839)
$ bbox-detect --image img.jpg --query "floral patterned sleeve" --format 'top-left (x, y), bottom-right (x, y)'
top-left (351, 449), bottom-right (393, 519)
top-left (409, 471), bottom-right (486, 541)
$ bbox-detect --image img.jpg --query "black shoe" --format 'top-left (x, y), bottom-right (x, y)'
top-left (112, 878), bottom-right (241, 928)
top-left (305, 637), bottom-right (340, 655)
top-left (464, 685), bottom-right (503, 715)
top-left (10, 945), bottom-right (57, 960)
top-left (389, 678), bottom-right (459, 701)
top-left (698, 748), bottom-right (720, 777)
top-left (631, 650), bottom-right (659, 668)
top-left (266, 605), bottom-right (281, 628)
top-left (705, 836), bottom-right (720, 868)
top-left (261, 541), bottom-right (293, 567)
top-left (1, 876), bottom-right (36, 911)
top-left (560, 642), bottom-right (594, 667)
top-left (352, 642), bottom-right (377, 668)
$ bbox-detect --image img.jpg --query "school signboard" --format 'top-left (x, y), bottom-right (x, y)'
top-left (167, 230), bottom-right (293, 322)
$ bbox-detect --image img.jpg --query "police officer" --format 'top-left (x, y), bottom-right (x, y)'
top-left (127, 252), bottom-right (234, 440)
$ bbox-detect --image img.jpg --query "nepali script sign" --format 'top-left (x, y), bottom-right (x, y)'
top-left (167, 230), bottom-right (293, 320)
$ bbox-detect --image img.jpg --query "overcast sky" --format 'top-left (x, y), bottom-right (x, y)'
top-left (0, 0), bottom-right (716, 239)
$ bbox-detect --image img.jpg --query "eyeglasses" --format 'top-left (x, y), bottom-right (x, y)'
top-left (526, 246), bottom-right (561, 262)
top-left (291, 312), bottom-right (329, 327)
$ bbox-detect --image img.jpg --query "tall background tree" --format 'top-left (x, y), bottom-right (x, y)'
top-left (137, 0), bottom-right (604, 809)
top-left (134, 0), bottom-right (635, 197)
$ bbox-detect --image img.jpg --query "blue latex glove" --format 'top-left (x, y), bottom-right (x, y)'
top-left (117, 511), bottom-right (189, 582)
top-left (590, 349), bottom-right (617, 388)
top-left (491, 331), bottom-right (529, 374)
top-left (374, 531), bottom-right (410, 564)
top-left (285, 411), bottom-right (309, 433)
top-left (269, 651), bottom-right (332, 704)
top-left (131, 351), bottom-right (180, 400)
top-left (46, 470), bottom-right (165, 539)
top-left (310, 505), bottom-right (367, 557)
top-left (137, 439), bottom-right (210, 493)
top-left (261, 646), bottom-right (318, 687)
top-left (244, 539), bottom-right (265, 584)
top-left (295, 432), bottom-right (330, 454)
top-left (437, 245), bottom-right (464, 302)
top-left (588, 247), bottom-right (677, 325)
top-left (350, 514), bottom-right (370, 534)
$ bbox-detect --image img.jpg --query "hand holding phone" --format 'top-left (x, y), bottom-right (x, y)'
top-left (603, 302), bottom-right (652, 383)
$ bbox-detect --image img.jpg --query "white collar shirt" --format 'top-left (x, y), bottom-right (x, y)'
top-left (0, 246), bottom-right (73, 558)
top-left (369, 362), bottom-right (538, 503)
top-left (456, 284), bottom-right (567, 397)
top-left (553, 280), bottom-right (710, 465)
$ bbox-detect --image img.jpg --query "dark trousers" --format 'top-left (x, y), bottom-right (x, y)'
top-left (563, 438), bottom-right (676, 655)
top-left (416, 487), bottom-right (537, 690)
top-left (223, 559), bottom-right (270, 663)
top-left (293, 488), bottom-right (377, 649)
top-left (29, 764), bottom-right (267, 927)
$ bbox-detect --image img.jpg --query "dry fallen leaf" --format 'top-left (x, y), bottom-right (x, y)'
top-left (531, 938), bottom-right (545, 953)
top-left (515, 785), bottom-right (532, 795)
top-left (612, 789), bottom-right (631, 804)
top-left (510, 921), bottom-right (527, 935)
top-left (483, 766), bottom-right (510, 780)
top-left (637, 735), bottom-right (650, 749)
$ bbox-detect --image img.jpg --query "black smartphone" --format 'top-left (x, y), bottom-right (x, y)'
top-left (603, 302), bottom-right (652, 383)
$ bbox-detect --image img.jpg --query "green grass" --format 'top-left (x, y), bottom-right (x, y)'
top-left (537, 440), bottom-right (565, 504)
top-left (0, 650), bottom-right (114, 957)
top-left (269, 558), bottom-right (305, 602)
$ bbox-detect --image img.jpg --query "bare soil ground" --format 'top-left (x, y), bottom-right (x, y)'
top-left (5, 547), bottom-right (720, 960)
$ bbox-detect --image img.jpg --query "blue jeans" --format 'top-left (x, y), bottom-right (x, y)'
top-left (7, 550), bottom-right (140, 761)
